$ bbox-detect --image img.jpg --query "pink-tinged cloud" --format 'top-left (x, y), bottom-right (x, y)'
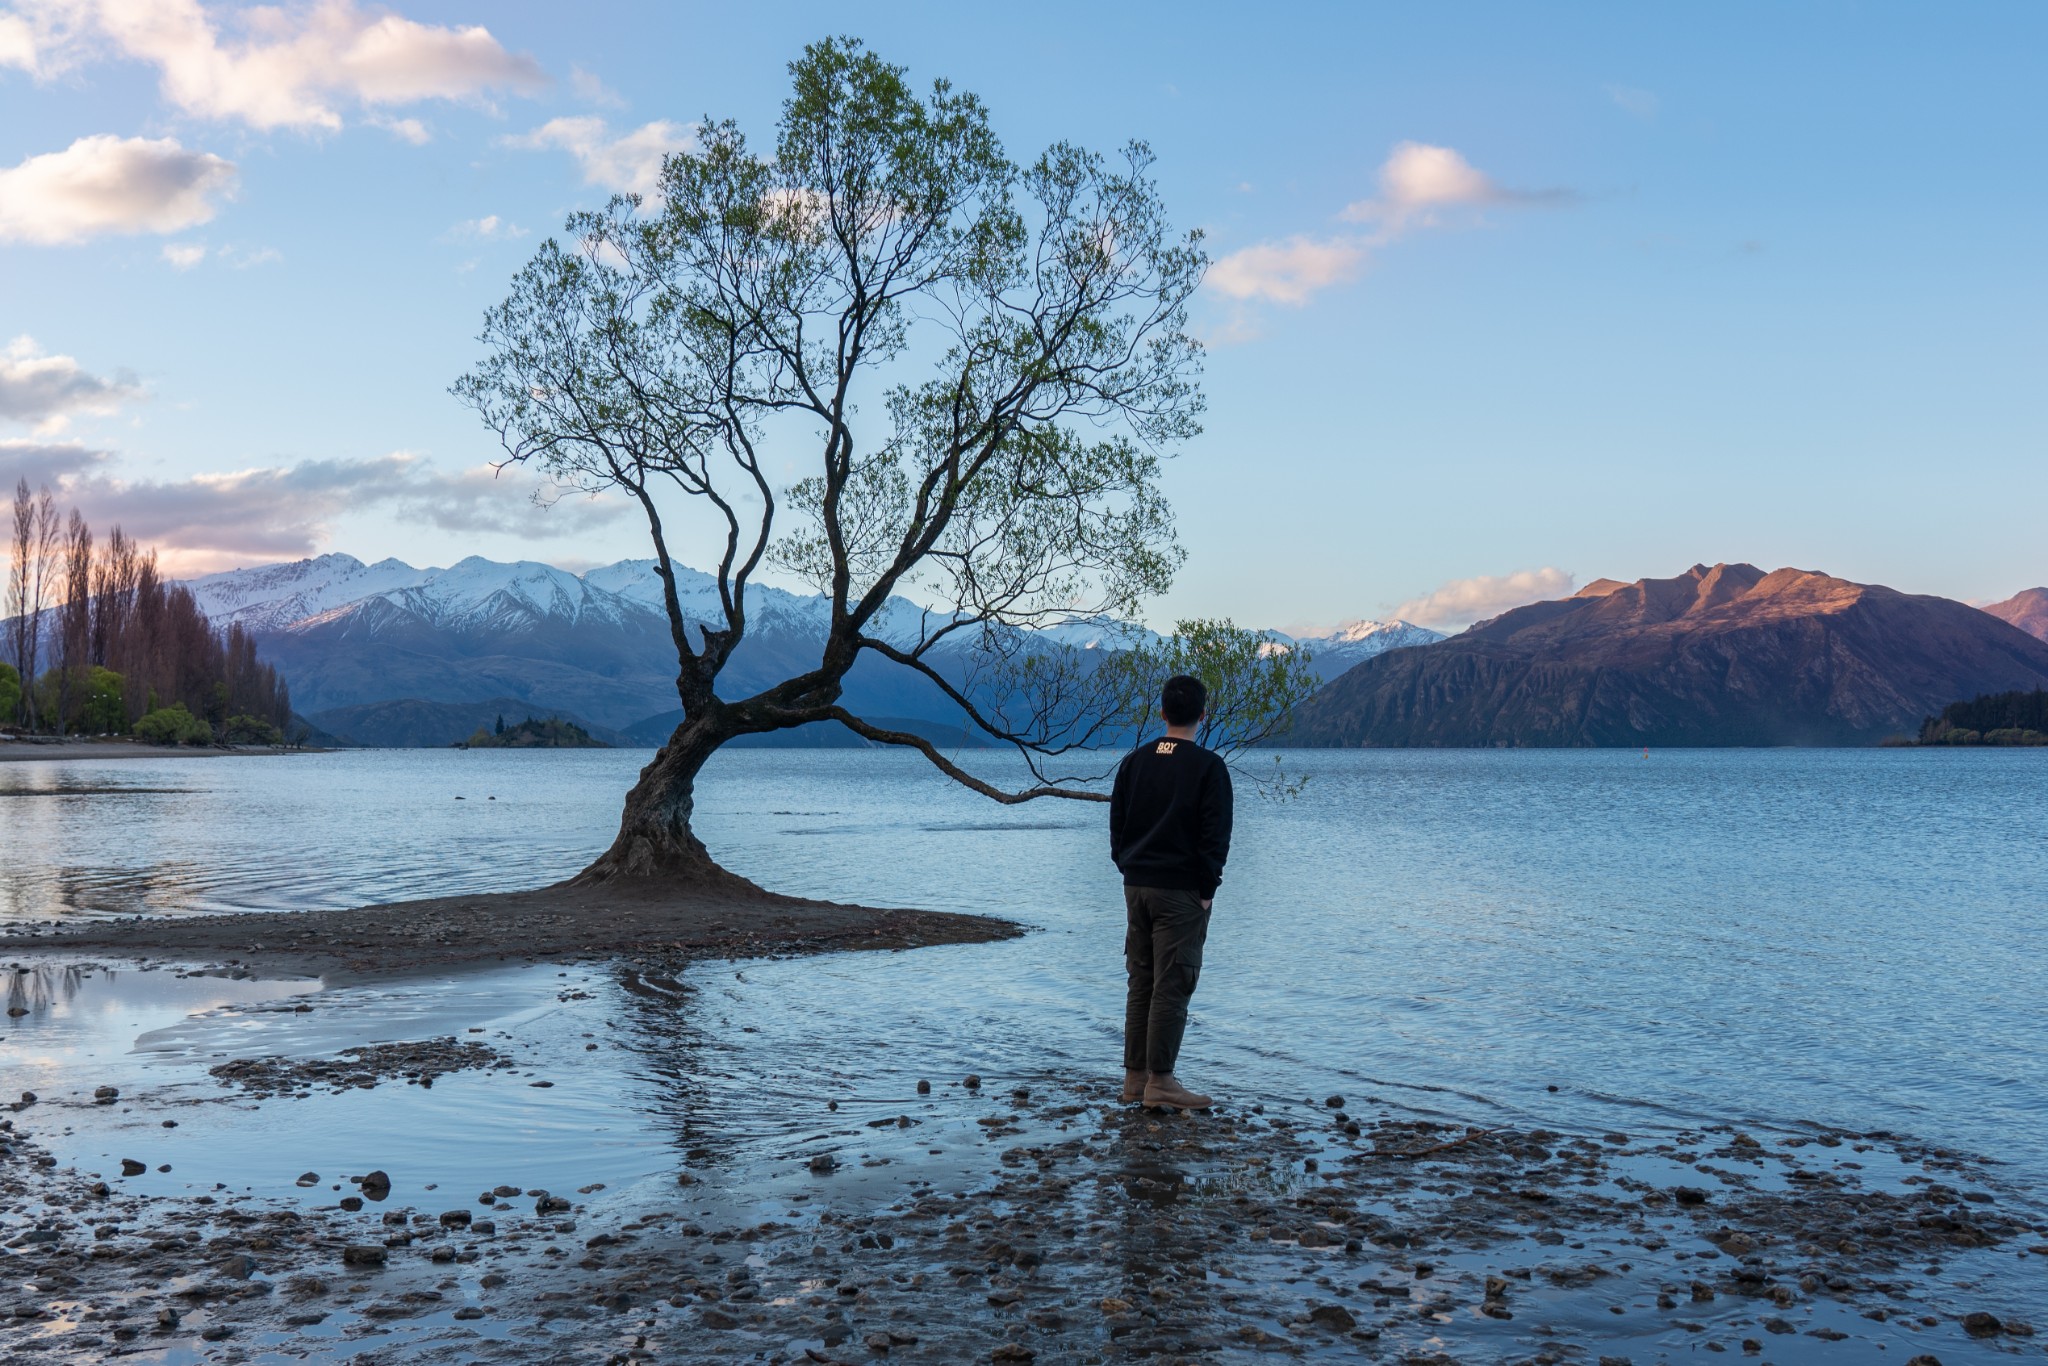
top-left (1, 447), bottom-right (630, 569)
top-left (10, 0), bottom-right (545, 131)
top-left (1207, 142), bottom-right (1573, 316)
top-left (1205, 235), bottom-right (1369, 306)
top-left (0, 134), bottom-right (236, 244)
top-left (1394, 567), bottom-right (1576, 630)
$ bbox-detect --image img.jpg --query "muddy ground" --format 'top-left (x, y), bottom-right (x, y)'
top-left (3, 880), bottom-right (1024, 979)
top-left (3, 953), bottom-right (2045, 1365)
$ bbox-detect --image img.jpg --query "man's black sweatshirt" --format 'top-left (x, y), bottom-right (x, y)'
top-left (1109, 735), bottom-right (1234, 897)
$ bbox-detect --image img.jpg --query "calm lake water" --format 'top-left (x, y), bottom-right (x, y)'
top-left (4, 744), bottom-right (2045, 1201)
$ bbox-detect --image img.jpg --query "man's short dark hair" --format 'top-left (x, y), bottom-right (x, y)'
top-left (1161, 674), bottom-right (1206, 727)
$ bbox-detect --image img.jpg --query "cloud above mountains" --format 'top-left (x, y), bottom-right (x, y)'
top-left (1, 445), bottom-right (630, 572)
top-left (1208, 141), bottom-right (1572, 311)
top-left (1, 0), bottom-right (544, 131)
top-left (1394, 567), bottom-right (1575, 629)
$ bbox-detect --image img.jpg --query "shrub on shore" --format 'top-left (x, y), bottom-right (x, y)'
top-left (134, 704), bottom-right (215, 746)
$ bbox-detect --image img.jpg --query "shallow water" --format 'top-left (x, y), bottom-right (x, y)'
top-left (5, 746), bottom-right (2046, 1192)
top-left (5, 747), bottom-right (2048, 1361)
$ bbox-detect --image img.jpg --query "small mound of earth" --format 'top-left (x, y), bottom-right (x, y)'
top-left (209, 1038), bottom-right (510, 1098)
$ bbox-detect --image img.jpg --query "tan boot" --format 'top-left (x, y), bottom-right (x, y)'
top-left (1142, 1074), bottom-right (1213, 1110)
top-left (1119, 1069), bottom-right (1147, 1103)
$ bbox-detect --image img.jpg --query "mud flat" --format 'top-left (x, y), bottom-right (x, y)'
top-left (0, 740), bottom-right (308, 763)
top-left (4, 878), bottom-right (1024, 979)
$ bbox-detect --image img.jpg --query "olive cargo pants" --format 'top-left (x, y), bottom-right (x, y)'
top-left (1123, 885), bottom-right (1212, 1075)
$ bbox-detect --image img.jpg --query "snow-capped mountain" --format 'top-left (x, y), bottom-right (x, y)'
top-left (1277, 619), bottom-right (1447, 680)
top-left (181, 553), bottom-right (1445, 742)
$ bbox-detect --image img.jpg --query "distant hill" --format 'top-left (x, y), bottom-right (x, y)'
top-left (1984, 588), bottom-right (2048, 643)
top-left (182, 553), bottom-right (1438, 744)
top-left (1285, 563), bottom-right (2048, 747)
top-left (307, 697), bottom-right (627, 749)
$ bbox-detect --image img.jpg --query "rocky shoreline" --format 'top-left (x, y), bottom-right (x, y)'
top-left (4, 977), bottom-right (2044, 1364)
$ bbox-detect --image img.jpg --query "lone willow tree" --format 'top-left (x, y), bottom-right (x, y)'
top-left (458, 39), bottom-right (1314, 886)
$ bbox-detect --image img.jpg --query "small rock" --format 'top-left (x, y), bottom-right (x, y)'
top-left (991, 1347), bottom-right (1035, 1363)
top-left (295, 1171), bottom-right (320, 1186)
top-left (700, 1307), bottom-right (739, 1329)
top-left (1963, 1313), bottom-right (2004, 1338)
top-left (1324, 1094), bottom-right (1344, 1108)
top-left (1308, 1303), bottom-right (1357, 1331)
top-left (439, 1209), bottom-right (471, 1227)
top-left (358, 1170), bottom-right (392, 1199)
top-left (218, 1253), bottom-right (258, 1279)
top-left (342, 1244), bottom-right (387, 1266)
top-left (1673, 1186), bottom-right (1710, 1206)
top-left (963, 1074), bottom-right (982, 1088)
top-left (120, 1158), bottom-right (146, 1176)
top-left (93, 1085), bottom-right (119, 1104)
top-left (916, 1079), bottom-right (931, 1094)
top-left (536, 1195), bottom-right (571, 1214)
top-left (808, 1154), bottom-right (838, 1174)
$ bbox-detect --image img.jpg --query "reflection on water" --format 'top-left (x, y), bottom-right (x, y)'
top-left (2, 745), bottom-right (2047, 1197)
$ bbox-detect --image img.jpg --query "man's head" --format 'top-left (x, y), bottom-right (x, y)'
top-left (1160, 674), bottom-right (1206, 729)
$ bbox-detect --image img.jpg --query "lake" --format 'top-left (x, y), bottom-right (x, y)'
top-left (5, 744), bottom-right (2044, 1195)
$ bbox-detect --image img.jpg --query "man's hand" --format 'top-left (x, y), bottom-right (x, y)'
top-left (1200, 898), bottom-right (1213, 911)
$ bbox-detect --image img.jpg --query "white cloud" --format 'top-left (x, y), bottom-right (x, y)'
top-left (0, 133), bottom-right (236, 244)
top-left (1207, 142), bottom-right (1572, 313)
top-left (0, 336), bottom-right (143, 432)
top-left (448, 213), bottom-right (525, 241)
top-left (506, 116), bottom-right (695, 198)
top-left (0, 11), bottom-right (39, 72)
top-left (568, 64), bottom-right (622, 108)
top-left (1205, 236), bottom-right (1368, 306)
top-left (1340, 141), bottom-right (1568, 226)
top-left (12, 0), bottom-right (545, 131)
top-left (368, 113), bottom-right (430, 144)
top-left (1605, 84), bottom-right (1659, 119)
top-left (158, 239), bottom-right (280, 269)
top-left (1394, 567), bottom-right (1576, 630)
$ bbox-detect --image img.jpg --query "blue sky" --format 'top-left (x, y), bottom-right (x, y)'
top-left (2, 0), bottom-right (2042, 630)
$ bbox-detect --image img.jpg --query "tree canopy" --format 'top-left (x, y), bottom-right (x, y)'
top-left (457, 38), bottom-right (1313, 879)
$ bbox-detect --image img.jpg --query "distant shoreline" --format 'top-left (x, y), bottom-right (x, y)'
top-left (0, 740), bottom-right (318, 763)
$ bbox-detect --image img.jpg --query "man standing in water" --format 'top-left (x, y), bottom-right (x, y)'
top-left (1111, 674), bottom-right (1233, 1110)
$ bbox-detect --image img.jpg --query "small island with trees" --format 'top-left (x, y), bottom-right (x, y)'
top-left (1905, 688), bottom-right (2048, 746)
top-left (461, 714), bottom-right (608, 749)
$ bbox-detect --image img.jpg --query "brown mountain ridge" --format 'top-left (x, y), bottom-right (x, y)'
top-left (1287, 563), bottom-right (2048, 747)
top-left (1984, 587), bottom-right (2048, 643)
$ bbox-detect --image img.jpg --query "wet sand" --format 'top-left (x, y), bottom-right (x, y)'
top-left (0, 740), bottom-right (307, 763)
top-left (4, 879), bottom-right (1026, 979)
top-left (0, 740), bottom-right (226, 763)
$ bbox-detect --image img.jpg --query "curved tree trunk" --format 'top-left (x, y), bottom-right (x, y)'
top-left (572, 716), bottom-right (756, 888)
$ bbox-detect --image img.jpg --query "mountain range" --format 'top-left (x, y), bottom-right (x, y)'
top-left (183, 553), bottom-right (1442, 747)
top-left (1284, 563), bottom-right (2048, 747)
